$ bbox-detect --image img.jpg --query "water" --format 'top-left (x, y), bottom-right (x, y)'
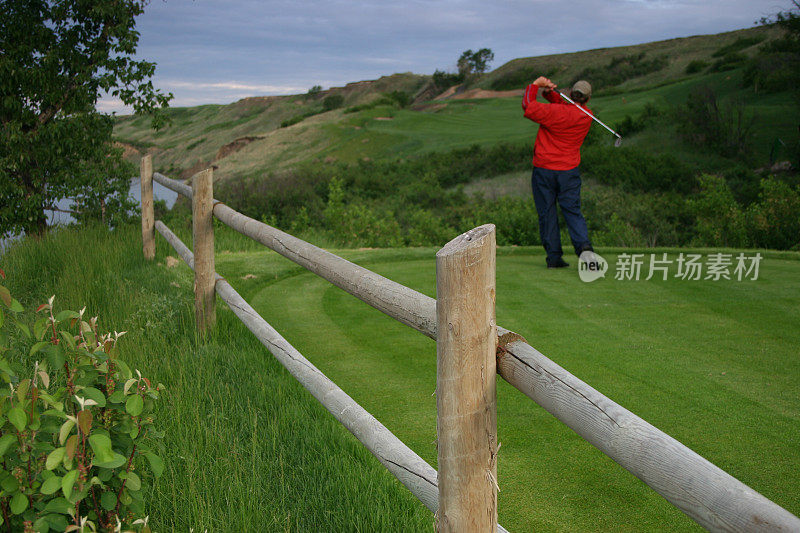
top-left (1, 177), bottom-right (178, 254)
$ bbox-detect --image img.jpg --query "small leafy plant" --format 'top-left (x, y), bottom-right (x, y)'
top-left (0, 268), bottom-right (163, 532)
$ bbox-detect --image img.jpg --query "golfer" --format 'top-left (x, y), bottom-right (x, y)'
top-left (522, 76), bottom-right (594, 268)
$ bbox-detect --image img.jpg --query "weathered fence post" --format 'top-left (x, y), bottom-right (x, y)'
top-left (435, 224), bottom-right (498, 533)
top-left (140, 155), bottom-right (155, 260)
top-left (192, 168), bottom-right (216, 333)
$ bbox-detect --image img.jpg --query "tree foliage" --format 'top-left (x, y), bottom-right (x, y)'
top-left (0, 0), bottom-right (172, 238)
top-left (457, 48), bottom-right (494, 76)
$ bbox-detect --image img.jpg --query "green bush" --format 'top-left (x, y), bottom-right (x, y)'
top-left (305, 85), bottom-right (322, 98)
top-left (432, 70), bottom-right (464, 92)
top-left (689, 174), bottom-right (747, 247)
top-left (592, 212), bottom-right (646, 247)
top-left (216, 170), bottom-right (326, 230)
top-left (344, 92), bottom-right (411, 114)
top-left (464, 197), bottom-right (540, 246)
top-left (685, 60), bottom-right (709, 74)
top-left (489, 66), bottom-right (558, 91)
top-left (583, 184), bottom-right (694, 247)
top-left (722, 165), bottom-right (762, 206)
top-left (280, 114), bottom-right (306, 128)
top-left (0, 278), bottom-right (163, 532)
top-left (381, 91), bottom-right (411, 108)
top-left (581, 145), bottom-right (695, 193)
top-left (613, 102), bottom-right (664, 136)
top-left (708, 52), bottom-right (746, 72)
top-left (322, 95), bottom-right (344, 112)
top-left (743, 51), bottom-right (800, 93)
top-left (712, 36), bottom-right (766, 58)
top-left (572, 52), bottom-right (669, 91)
top-left (323, 177), bottom-right (402, 247)
top-left (280, 108), bottom-right (324, 128)
top-left (746, 177), bottom-right (800, 250)
top-left (401, 208), bottom-right (456, 247)
top-left (677, 86), bottom-right (754, 158)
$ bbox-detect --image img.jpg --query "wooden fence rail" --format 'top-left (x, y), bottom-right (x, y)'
top-left (150, 168), bottom-right (800, 532)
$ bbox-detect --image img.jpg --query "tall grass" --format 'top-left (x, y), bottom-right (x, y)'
top-left (0, 224), bottom-right (431, 531)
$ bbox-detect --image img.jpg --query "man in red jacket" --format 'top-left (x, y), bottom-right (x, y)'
top-left (523, 76), bottom-right (594, 268)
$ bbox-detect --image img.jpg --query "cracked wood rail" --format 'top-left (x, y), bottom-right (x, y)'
top-left (154, 220), bottom-right (510, 531)
top-left (152, 172), bottom-right (800, 532)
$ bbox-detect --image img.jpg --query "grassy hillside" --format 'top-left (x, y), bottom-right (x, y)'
top-left (113, 25), bottom-right (797, 184)
top-left (114, 73), bottom-right (429, 179)
top-left (481, 26), bottom-right (781, 93)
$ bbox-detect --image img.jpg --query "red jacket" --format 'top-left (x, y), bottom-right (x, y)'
top-left (522, 84), bottom-right (592, 170)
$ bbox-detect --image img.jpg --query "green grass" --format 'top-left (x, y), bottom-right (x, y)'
top-left (3, 225), bottom-right (799, 531)
top-left (226, 244), bottom-right (800, 532)
top-left (0, 225), bottom-right (431, 532)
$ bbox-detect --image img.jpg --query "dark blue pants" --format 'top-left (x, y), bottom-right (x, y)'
top-left (531, 167), bottom-right (591, 263)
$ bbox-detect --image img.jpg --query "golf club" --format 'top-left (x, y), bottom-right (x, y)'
top-left (556, 90), bottom-right (623, 147)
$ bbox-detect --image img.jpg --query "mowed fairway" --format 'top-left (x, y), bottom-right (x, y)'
top-left (224, 247), bottom-right (800, 532)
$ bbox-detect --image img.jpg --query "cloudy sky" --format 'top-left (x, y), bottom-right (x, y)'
top-left (99, 0), bottom-right (786, 114)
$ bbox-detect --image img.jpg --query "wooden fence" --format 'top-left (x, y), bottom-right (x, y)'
top-left (140, 155), bottom-right (800, 532)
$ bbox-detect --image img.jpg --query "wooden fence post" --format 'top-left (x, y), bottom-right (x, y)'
top-left (192, 168), bottom-right (216, 333)
top-left (435, 224), bottom-right (498, 533)
top-left (140, 155), bottom-right (155, 260)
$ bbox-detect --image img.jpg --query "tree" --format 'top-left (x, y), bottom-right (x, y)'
top-left (457, 48), bottom-right (495, 77)
top-left (0, 0), bottom-right (172, 238)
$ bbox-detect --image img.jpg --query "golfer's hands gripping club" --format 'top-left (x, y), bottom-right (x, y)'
top-left (533, 76), bottom-right (557, 90)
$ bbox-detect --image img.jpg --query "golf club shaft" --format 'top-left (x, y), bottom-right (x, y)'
top-left (556, 90), bottom-right (622, 140)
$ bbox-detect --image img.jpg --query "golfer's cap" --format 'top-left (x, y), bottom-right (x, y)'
top-left (572, 80), bottom-right (592, 98)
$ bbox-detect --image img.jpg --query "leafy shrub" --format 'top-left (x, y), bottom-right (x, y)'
top-left (381, 91), bottom-right (411, 108)
top-left (323, 177), bottom-right (402, 247)
top-left (677, 86), bottom-right (755, 158)
top-left (289, 206), bottom-right (313, 235)
top-left (572, 53), bottom-right (669, 91)
top-left (280, 110), bottom-right (321, 128)
top-left (613, 102), bottom-right (664, 137)
top-left (688, 174), bottom-right (747, 247)
top-left (432, 70), bottom-right (464, 92)
top-left (685, 60), bottom-right (709, 74)
top-left (343, 103), bottom-right (376, 114)
top-left (581, 145), bottom-right (695, 193)
top-left (464, 197), bottom-right (540, 246)
top-left (216, 170), bottom-right (326, 230)
top-left (322, 95), bottom-right (344, 112)
top-left (746, 177), bottom-right (800, 250)
top-left (583, 184), bottom-right (694, 247)
top-left (712, 36), bottom-right (766, 58)
top-left (401, 208), bottom-right (456, 247)
top-left (722, 165), bottom-right (762, 206)
top-left (344, 92), bottom-right (411, 114)
top-left (593, 212), bottom-right (646, 247)
top-left (0, 277), bottom-right (163, 532)
top-left (708, 52), bottom-right (747, 72)
top-left (743, 51), bottom-right (800, 93)
top-left (489, 66), bottom-right (559, 91)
